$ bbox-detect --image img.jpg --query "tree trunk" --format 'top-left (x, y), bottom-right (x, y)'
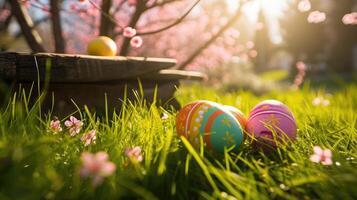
top-left (50, 0), bottom-right (65, 53)
top-left (99, 0), bottom-right (112, 36)
top-left (8, 0), bottom-right (45, 52)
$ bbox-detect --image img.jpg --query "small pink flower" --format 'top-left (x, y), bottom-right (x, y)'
top-left (298, 0), bottom-right (311, 12)
top-left (125, 146), bottom-right (143, 162)
top-left (312, 97), bottom-right (322, 106)
top-left (65, 116), bottom-right (83, 136)
top-left (310, 146), bottom-right (333, 165)
top-left (296, 61), bottom-right (307, 72)
top-left (161, 113), bottom-right (169, 120)
top-left (130, 36), bottom-right (143, 48)
top-left (245, 41), bottom-right (255, 49)
top-left (308, 11), bottom-right (326, 24)
top-left (293, 61), bottom-right (307, 88)
top-left (123, 27), bottom-right (137, 38)
top-left (312, 97), bottom-right (330, 107)
top-left (81, 130), bottom-right (97, 146)
top-left (80, 151), bottom-right (116, 186)
top-left (50, 119), bottom-right (62, 133)
top-left (342, 12), bottom-right (357, 25)
top-left (321, 99), bottom-right (330, 106)
top-left (249, 50), bottom-right (258, 58)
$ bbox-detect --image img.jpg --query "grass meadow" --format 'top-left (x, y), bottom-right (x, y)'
top-left (0, 82), bottom-right (356, 199)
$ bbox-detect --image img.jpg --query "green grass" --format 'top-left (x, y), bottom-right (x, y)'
top-left (259, 70), bottom-right (289, 82)
top-left (0, 83), bottom-right (356, 199)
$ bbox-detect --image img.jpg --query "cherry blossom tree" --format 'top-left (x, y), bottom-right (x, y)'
top-left (0, 0), bottom-right (251, 70)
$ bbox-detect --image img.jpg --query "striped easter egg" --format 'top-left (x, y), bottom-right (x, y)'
top-left (176, 100), bottom-right (245, 153)
top-left (246, 100), bottom-right (297, 148)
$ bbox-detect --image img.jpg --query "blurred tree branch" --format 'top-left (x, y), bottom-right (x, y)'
top-left (137, 0), bottom-right (200, 36)
top-left (176, 4), bottom-right (243, 70)
top-left (118, 0), bottom-right (200, 55)
top-left (50, 0), bottom-right (65, 53)
top-left (8, 0), bottom-right (45, 52)
top-left (99, 0), bottom-right (113, 36)
top-left (146, 0), bottom-right (181, 9)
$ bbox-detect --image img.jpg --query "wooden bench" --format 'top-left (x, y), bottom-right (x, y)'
top-left (0, 52), bottom-right (206, 116)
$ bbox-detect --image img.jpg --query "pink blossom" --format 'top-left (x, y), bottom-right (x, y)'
top-left (125, 146), bottom-right (143, 162)
top-left (312, 97), bottom-right (330, 106)
top-left (80, 151), bottom-right (116, 186)
top-left (128, 0), bottom-right (137, 6)
top-left (20, 0), bottom-right (30, 8)
top-left (293, 61), bottom-right (307, 87)
top-left (0, 9), bottom-right (10, 22)
top-left (298, 0), bottom-right (311, 12)
top-left (41, 5), bottom-right (50, 12)
top-left (310, 146), bottom-right (333, 165)
top-left (296, 61), bottom-right (307, 72)
top-left (50, 119), bottom-right (62, 133)
top-left (65, 116), bottom-right (83, 136)
top-left (308, 11), bottom-right (326, 24)
top-left (321, 99), bottom-right (330, 106)
top-left (245, 41), bottom-right (255, 49)
top-left (161, 112), bottom-right (169, 120)
top-left (69, 3), bottom-right (78, 11)
top-left (81, 130), bottom-right (97, 146)
top-left (123, 27), bottom-right (137, 38)
top-left (130, 36), bottom-right (143, 48)
top-left (249, 50), bottom-right (258, 58)
top-left (342, 12), bottom-right (357, 25)
top-left (312, 97), bottom-right (322, 106)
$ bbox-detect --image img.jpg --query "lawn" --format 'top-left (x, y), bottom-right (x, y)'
top-left (0, 83), bottom-right (356, 199)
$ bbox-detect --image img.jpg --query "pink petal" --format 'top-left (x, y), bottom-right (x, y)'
top-left (130, 36), bottom-right (143, 48)
top-left (123, 27), bottom-right (137, 38)
top-left (310, 154), bottom-right (321, 163)
top-left (313, 146), bottom-right (323, 155)
top-left (132, 146), bottom-right (141, 154)
top-left (321, 158), bottom-right (333, 165)
top-left (64, 120), bottom-right (73, 127)
top-left (323, 149), bottom-right (332, 158)
top-left (136, 155), bottom-right (143, 162)
top-left (70, 116), bottom-right (77, 122)
top-left (95, 152), bottom-right (109, 162)
top-left (100, 162), bottom-right (116, 176)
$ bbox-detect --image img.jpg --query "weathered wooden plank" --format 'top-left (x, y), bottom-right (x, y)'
top-left (138, 69), bottom-right (207, 81)
top-left (18, 80), bottom-right (180, 116)
top-left (0, 52), bottom-right (177, 82)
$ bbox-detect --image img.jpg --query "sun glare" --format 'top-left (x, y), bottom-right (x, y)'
top-left (241, 0), bottom-right (287, 19)
top-left (226, 0), bottom-right (287, 44)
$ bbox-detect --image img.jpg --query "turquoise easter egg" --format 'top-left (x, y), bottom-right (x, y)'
top-left (176, 100), bottom-right (245, 153)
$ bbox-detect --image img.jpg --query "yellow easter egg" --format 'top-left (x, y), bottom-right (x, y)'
top-left (87, 36), bottom-right (117, 56)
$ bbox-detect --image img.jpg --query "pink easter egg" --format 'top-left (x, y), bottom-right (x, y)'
top-left (246, 100), bottom-right (297, 147)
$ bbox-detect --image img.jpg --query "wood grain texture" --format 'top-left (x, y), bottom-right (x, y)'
top-left (18, 80), bottom-right (180, 116)
top-left (0, 52), bottom-right (177, 82)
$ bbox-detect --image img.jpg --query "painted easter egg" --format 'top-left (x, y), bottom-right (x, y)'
top-left (176, 100), bottom-right (244, 153)
top-left (87, 36), bottom-right (117, 56)
top-left (224, 106), bottom-right (247, 129)
top-left (246, 100), bottom-right (297, 147)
